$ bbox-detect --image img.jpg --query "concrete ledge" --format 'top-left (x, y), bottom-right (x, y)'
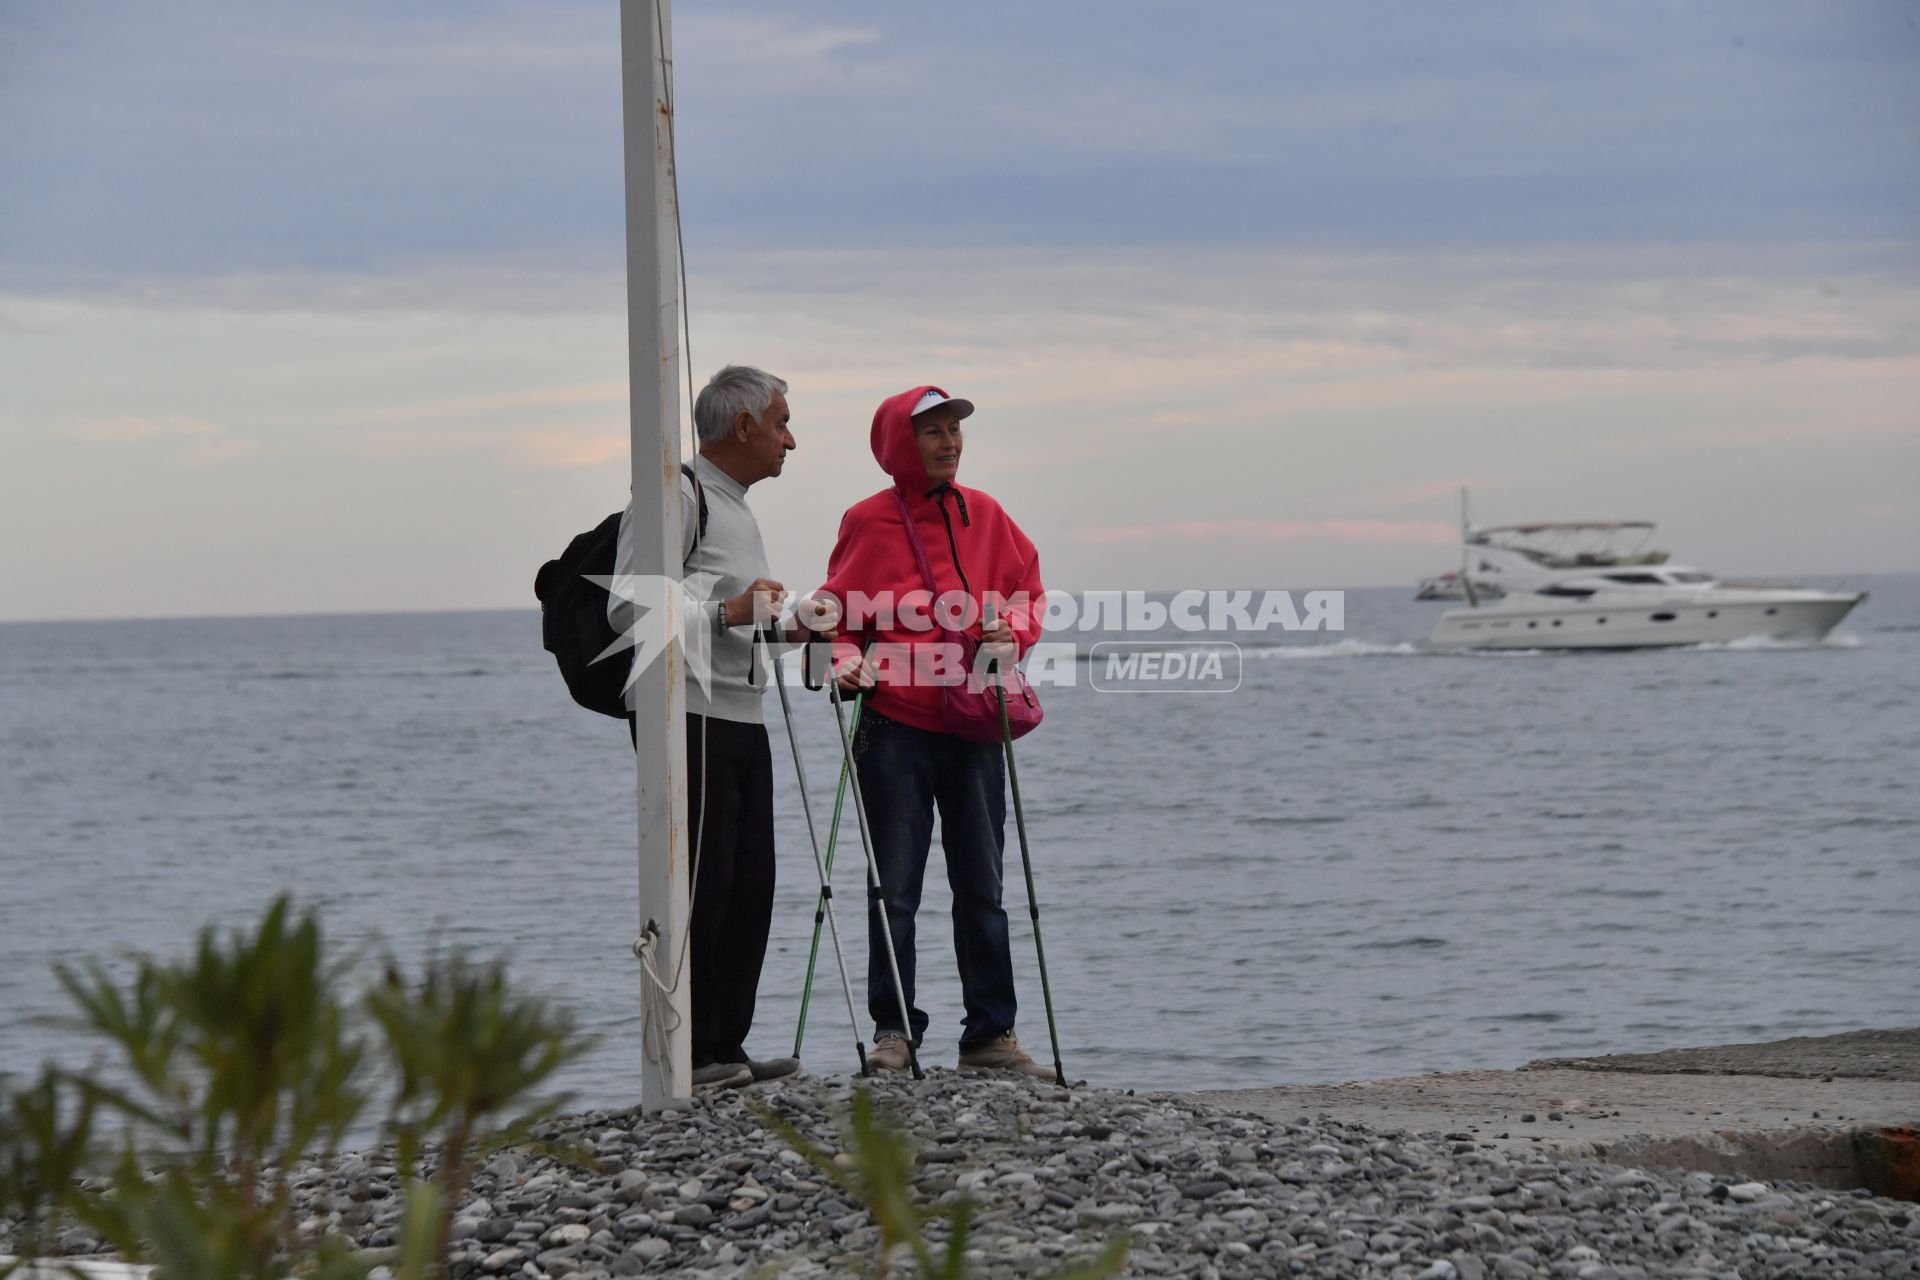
top-left (1191, 1028), bottom-right (1920, 1198)
top-left (0, 1261), bottom-right (153, 1278)
top-left (1583, 1123), bottom-right (1918, 1199)
top-left (1530, 1026), bottom-right (1920, 1082)
top-left (1858, 1126), bottom-right (1920, 1200)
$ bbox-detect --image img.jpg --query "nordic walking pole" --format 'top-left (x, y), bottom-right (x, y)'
top-left (793, 682), bottom-right (864, 1059)
top-left (827, 654), bottom-right (924, 1080)
top-left (985, 602), bottom-right (1068, 1085)
top-left (765, 623), bottom-right (868, 1076)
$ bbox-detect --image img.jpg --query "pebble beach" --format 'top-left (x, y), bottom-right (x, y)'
top-left (14, 1071), bottom-right (1917, 1280)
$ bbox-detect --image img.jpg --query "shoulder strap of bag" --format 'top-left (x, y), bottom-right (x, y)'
top-left (890, 489), bottom-right (947, 624)
top-left (892, 490), bottom-right (1036, 717)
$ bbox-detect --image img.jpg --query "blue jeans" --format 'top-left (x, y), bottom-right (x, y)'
top-left (854, 709), bottom-right (1016, 1051)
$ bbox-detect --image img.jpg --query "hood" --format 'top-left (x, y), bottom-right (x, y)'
top-left (870, 384), bottom-right (946, 492)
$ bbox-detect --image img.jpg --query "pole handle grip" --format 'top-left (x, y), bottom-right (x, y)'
top-left (802, 633), bottom-right (826, 691)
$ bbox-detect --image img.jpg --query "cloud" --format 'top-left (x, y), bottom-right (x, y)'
top-left (327, 425), bottom-right (506, 461)
top-left (70, 414), bottom-right (255, 465)
top-left (4, 1), bottom-right (1915, 288)
top-left (676, 14), bottom-right (881, 79)
top-left (4, 232), bottom-right (1915, 620)
top-left (337, 381), bottom-right (625, 427)
top-left (518, 430), bottom-right (628, 470)
top-left (72, 415), bottom-right (219, 443)
top-left (0, 264), bottom-right (628, 315)
top-left (677, 243), bottom-right (1920, 383)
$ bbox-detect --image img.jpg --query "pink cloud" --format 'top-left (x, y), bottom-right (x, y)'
top-left (70, 415), bottom-right (255, 465)
top-left (519, 430), bottom-right (627, 469)
top-left (339, 381), bottom-right (626, 427)
top-left (72, 415), bottom-right (219, 443)
top-left (1072, 518), bottom-right (1456, 545)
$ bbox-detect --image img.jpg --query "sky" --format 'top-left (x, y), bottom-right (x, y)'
top-left (1, 1), bottom-right (1916, 621)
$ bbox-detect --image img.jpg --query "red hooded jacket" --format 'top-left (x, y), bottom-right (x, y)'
top-left (815, 386), bottom-right (1045, 735)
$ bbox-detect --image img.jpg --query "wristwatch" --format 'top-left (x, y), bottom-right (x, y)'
top-left (715, 601), bottom-right (729, 633)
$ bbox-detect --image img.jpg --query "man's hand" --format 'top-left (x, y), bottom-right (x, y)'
top-left (980, 617), bottom-right (1017, 665)
top-left (724, 578), bottom-right (786, 627)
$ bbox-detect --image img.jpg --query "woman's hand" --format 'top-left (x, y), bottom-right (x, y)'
top-left (833, 649), bottom-right (876, 694)
top-left (980, 617), bottom-right (1017, 665)
top-left (786, 595), bottom-right (840, 644)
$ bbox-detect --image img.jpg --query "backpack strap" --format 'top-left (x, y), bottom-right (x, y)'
top-left (680, 461), bottom-right (710, 558)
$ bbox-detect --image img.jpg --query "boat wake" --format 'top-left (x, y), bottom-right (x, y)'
top-left (1236, 632), bottom-right (1863, 661)
top-left (1689, 632), bottom-right (1862, 652)
top-left (1241, 639), bottom-right (1422, 660)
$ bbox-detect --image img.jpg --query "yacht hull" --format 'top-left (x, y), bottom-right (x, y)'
top-left (1427, 593), bottom-right (1864, 650)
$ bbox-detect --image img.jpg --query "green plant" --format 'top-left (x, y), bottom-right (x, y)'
top-left (84, 1150), bottom-right (371, 1280)
top-left (52, 899), bottom-right (369, 1278)
top-left (764, 1089), bottom-right (1130, 1280)
top-left (1, 1068), bottom-right (98, 1276)
top-left (365, 949), bottom-right (594, 1266)
top-left (0, 897), bottom-right (593, 1280)
top-left (387, 1177), bottom-right (443, 1280)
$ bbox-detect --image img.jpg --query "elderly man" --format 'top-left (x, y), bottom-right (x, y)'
top-left (614, 364), bottom-right (805, 1090)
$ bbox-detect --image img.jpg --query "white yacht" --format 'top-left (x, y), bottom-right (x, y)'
top-left (1426, 521), bottom-right (1866, 650)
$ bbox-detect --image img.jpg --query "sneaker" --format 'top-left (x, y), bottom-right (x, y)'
top-left (693, 1061), bottom-right (753, 1090)
top-left (958, 1030), bottom-right (1057, 1082)
top-left (867, 1032), bottom-right (913, 1073)
top-left (743, 1056), bottom-right (802, 1083)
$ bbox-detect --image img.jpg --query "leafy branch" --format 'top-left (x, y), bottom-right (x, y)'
top-left (2, 896), bottom-right (590, 1280)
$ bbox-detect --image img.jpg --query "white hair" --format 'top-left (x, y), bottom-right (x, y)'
top-left (693, 365), bottom-right (787, 443)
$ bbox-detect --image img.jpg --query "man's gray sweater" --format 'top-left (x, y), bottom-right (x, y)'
top-left (610, 454), bottom-right (776, 725)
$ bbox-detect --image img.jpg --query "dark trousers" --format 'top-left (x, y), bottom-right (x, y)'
top-left (854, 709), bottom-right (1016, 1051)
top-left (629, 713), bottom-right (776, 1066)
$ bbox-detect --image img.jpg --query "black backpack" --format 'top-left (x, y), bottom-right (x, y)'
top-left (534, 464), bottom-right (707, 719)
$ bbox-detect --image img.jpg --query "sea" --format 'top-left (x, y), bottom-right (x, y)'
top-left (3, 577), bottom-right (1916, 1107)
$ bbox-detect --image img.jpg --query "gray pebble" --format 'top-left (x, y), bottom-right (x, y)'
top-left (38, 1075), bottom-right (1920, 1280)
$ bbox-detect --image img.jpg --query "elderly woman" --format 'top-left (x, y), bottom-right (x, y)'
top-left (814, 386), bottom-right (1052, 1079)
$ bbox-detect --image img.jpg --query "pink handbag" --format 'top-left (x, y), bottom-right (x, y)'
top-left (891, 489), bottom-right (1043, 743)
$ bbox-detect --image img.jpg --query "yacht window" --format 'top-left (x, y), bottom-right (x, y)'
top-left (1527, 621), bottom-right (1538, 628)
top-left (1706, 610), bottom-right (1719, 618)
top-left (1650, 612), bottom-right (1677, 622)
top-left (1551, 620), bottom-right (1563, 627)
top-left (1765, 607), bottom-right (1778, 615)
top-left (1596, 617), bottom-right (1608, 625)
top-left (1605, 573), bottom-right (1665, 585)
top-left (1538, 585), bottom-right (1594, 598)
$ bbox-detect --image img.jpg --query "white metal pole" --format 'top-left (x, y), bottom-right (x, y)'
top-left (619, 0), bottom-right (690, 1110)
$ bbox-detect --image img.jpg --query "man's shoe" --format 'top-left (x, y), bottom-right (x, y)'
top-left (866, 1032), bottom-right (913, 1073)
top-left (693, 1062), bottom-right (752, 1090)
top-left (743, 1056), bottom-right (802, 1083)
top-left (958, 1030), bottom-right (1057, 1082)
